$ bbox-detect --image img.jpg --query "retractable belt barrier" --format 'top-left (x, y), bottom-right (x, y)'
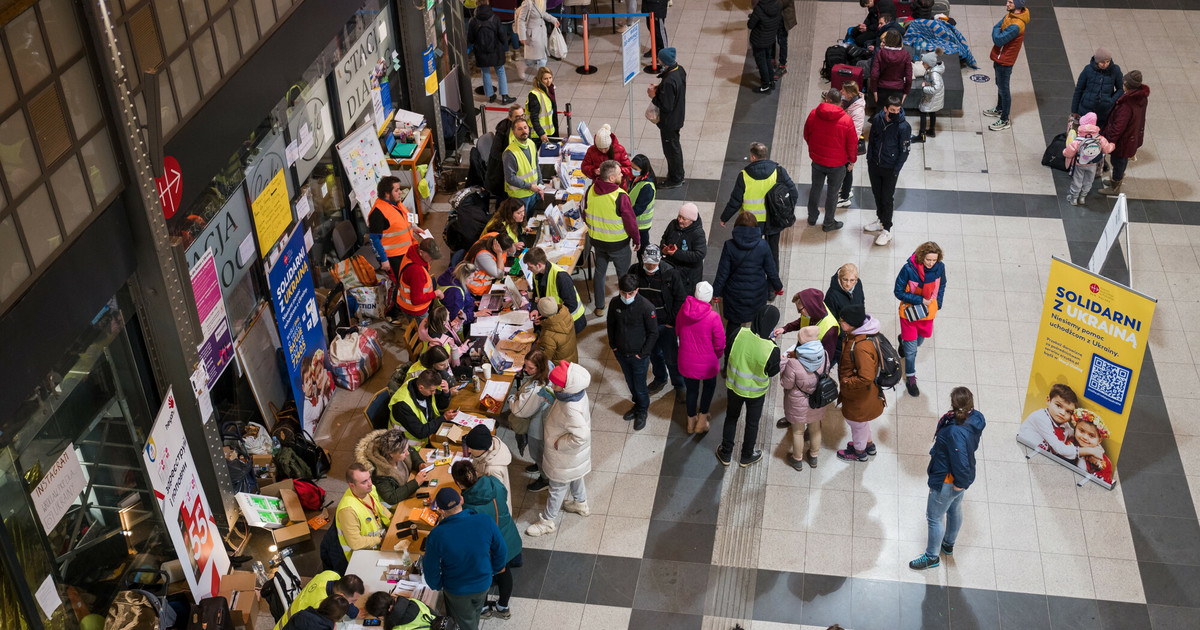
top-left (488, 10), bottom-right (661, 75)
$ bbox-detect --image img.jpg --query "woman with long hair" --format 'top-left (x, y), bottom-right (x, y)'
top-left (526, 67), bottom-right (559, 145)
top-left (484, 197), bottom-right (528, 245)
top-left (629, 154), bottom-right (657, 258)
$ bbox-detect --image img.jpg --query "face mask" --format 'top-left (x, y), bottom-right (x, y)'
top-left (621, 294), bottom-right (635, 305)
top-left (632, 169), bottom-right (641, 177)
top-left (644, 264), bottom-right (657, 274)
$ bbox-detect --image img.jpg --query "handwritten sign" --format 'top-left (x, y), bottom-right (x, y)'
top-left (31, 445), bottom-right (87, 534)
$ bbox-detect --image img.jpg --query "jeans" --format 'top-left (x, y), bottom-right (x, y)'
top-left (481, 65), bottom-right (508, 98)
top-left (684, 376), bottom-right (717, 416)
top-left (867, 162), bottom-right (899, 231)
top-left (525, 57), bottom-right (548, 69)
top-left (615, 352), bottom-right (651, 413)
top-left (651, 324), bottom-right (683, 387)
top-left (1068, 164), bottom-right (1099, 200)
top-left (924, 482), bottom-right (966, 558)
top-left (753, 46), bottom-right (774, 87)
top-left (1111, 155), bottom-right (1129, 181)
top-left (903, 336), bottom-right (925, 376)
top-left (501, 21), bottom-right (520, 51)
top-left (839, 168), bottom-right (853, 199)
top-left (994, 62), bottom-right (1013, 122)
top-left (846, 419), bottom-right (871, 451)
top-left (809, 163), bottom-right (847, 227)
top-left (443, 590), bottom-right (488, 630)
top-left (543, 477), bottom-right (587, 520)
top-left (721, 390), bottom-right (765, 459)
top-left (592, 243), bottom-right (632, 309)
top-left (776, 25), bottom-right (789, 66)
top-left (660, 128), bottom-right (685, 184)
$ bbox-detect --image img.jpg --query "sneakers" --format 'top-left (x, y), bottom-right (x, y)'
top-left (525, 463), bottom-right (540, 474)
top-left (527, 477), bottom-right (549, 492)
top-left (988, 119), bottom-right (1012, 131)
top-left (648, 380), bottom-right (667, 395)
top-left (739, 450), bottom-right (764, 467)
top-left (562, 500), bottom-right (591, 516)
top-left (983, 107), bottom-right (1002, 118)
top-left (659, 179), bottom-right (685, 189)
top-left (822, 221), bottom-right (844, 232)
top-left (942, 541), bottom-right (955, 556)
top-left (1067, 195), bottom-right (1082, 206)
top-left (525, 518), bottom-right (557, 536)
top-left (716, 448), bottom-right (732, 466)
top-left (837, 191), bottom-right (854, 208)
top-left (874, 230), bottom-right (892, 246)
top-left (843, 441), bottom-right (877, 456)
top-left (863, 220), bottom-right (883, 233)
top-left (910, 134), bottom-right (926, 143)
top-left (787, 454), bottom-right (804, 471)
top-left (909, 553), bottom-right (941, 570)
top-left (805, 452), bottom-right (819, 468)
top-left (837, 445), bottom-right (869, 462)
top-left (481, 605), bottom-right (512, 620)
top-left (774, 64), bottom-right (788, 79)
top-left (755, 83), bottom-right (775, 94)
top-left (906, 376), bottom-right (919, 397)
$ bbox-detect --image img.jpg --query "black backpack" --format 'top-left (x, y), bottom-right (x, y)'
top-left (764, 168), bottom-right (796, 230)
top-left (187, 597), bottom-right (232, 630)
top-left (807, 365), bottom-right (840, 409)
top-left (851, 333), bottom-right (904, 390)
top-left (260, 558), bottom-right (302, 622)
top-left (821, 44), bottom-right (850, 80)
top-left (444, 187), bottom-right (492, 253)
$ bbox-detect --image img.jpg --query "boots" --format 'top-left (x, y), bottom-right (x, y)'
top-left (687, 415), bottom-right (698, 434)
top-left (515, 433), bottom-right (528, 457)
top-left (1099, 178), bottom-right (1123, 196)
top-left (695, 413), bottom-right (710, 434)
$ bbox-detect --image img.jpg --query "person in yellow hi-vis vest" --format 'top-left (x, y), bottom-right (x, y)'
top-left (273, 572), bottom-right (364, 630)
top-left (502, 118), bottom-right (545, 214)
top-left (389, 370), bottom-right (458, 448)
top-left (719, 142), bottom-right (798, 275)
top-left (335, 463), bottom-right (393, 560)
top-left (584, 160), bottom-right (642, 317)
top-left (717, 304), bottom-right (782, 469)
top-left (524, 246), bottom-right (587, 334)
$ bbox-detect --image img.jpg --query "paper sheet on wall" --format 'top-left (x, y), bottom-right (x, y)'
top-left (35, 575), bottom-right (60, 618)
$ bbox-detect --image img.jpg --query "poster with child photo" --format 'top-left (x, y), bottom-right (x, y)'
top-left (1017, 383), bottom-right (1114, 486)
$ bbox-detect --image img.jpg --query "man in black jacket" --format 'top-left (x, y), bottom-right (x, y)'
top-left (851, 0), bottom-right (895, 47)
top-left (748, 0), bottom-right (782, 93)
top-left (649, 47), bottom-right (687, 188)
top-left (719, 142), bottom-right (798, 273)
top-left (632, 245), bottom-right (687, 403)
top-left (608, 274), bottom-right (659, 429)
top-left (863, 97), bottom-right (912, 246)
top-left (390, 370), bottom-right (458, 447)
top-left (659, 202), bottom-right (707, 293)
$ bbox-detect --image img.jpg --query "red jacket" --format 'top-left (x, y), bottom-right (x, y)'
top-left (398, 249), bottom-right (437, 315)
top-left (803, 103), bottom-right (858, 168)
top-left (581, 133), bottom-right (633, 185)
top-left (1101, 85), bottom-right (1149, 159)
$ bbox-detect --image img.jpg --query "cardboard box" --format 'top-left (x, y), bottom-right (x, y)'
top-left (218, 571), bottom-right (261, 629)
top-left (251, 454), bottom-right (273, 467)
top-left (259, 480), bottom-right (311, 546)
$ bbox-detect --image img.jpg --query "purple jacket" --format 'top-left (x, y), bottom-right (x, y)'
top-left (675, 296), bottom-right (726, 380)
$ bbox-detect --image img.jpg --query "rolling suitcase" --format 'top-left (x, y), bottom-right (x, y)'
top-left (896, 0), bottom-right (913, 18)
top-left (830, 64), bottom-right (865, 91)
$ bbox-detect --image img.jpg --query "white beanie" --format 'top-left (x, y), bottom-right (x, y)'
top-left (594, 124), bottom-right (612, 150)
top-left (694, 281), bottom-right (713, 303)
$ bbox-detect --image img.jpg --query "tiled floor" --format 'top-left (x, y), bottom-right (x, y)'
top-left (299, 1), bottom-right (1200, 629)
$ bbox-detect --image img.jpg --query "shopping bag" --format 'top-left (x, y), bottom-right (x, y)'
top-left (645, 103), bottom-right (660, 124)
top-left (548, 27), bottom-right (568, 60)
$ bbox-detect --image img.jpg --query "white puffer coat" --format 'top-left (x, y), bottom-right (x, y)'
top-left (919, 61), bottom-right (946, 113)
top-left (540, 362), bottom-right (592, 482)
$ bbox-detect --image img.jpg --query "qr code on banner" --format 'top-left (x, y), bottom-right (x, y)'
top-left (1085, 353), bottom-right (1133, 414)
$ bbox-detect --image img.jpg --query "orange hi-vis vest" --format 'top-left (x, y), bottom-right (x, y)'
top-left (372, 198), bottom-right (414, 259)
top-left (396, 250), bottom-right (433, 314)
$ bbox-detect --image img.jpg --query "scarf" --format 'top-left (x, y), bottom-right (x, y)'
top-left (795, 340), bottom-right (826, 373)
top-left (555, 389), bottom-right (586, 402)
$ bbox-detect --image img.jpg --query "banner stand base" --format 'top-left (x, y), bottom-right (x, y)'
top-left (1018, 438), bottom-right (1115, 490)
top-left (643, 64), bottom-right (659, 74)
top-left (576, 66), bottom-right (598, 75)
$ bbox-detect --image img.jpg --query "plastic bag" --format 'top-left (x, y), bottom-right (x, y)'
top-left (348, 284), bottom-right (387, 320)
top-left (548, 27), bottom-right (568, 60)
top-left (645, 103), bottom-right (660, 124)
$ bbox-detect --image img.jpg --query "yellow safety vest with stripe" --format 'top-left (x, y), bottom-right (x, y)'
top-left (336, 487), bottom-right (391, 560)
top-left (389, 599), bottom-right (436, 630)
top-left (630, 179), bottom-right (656, 230)
top-left (273, 571), bottom-right (340, 630)
top-left (529, 88), bottom-right (556, 136)
top-left (585, 186), bottom-right (629, 243)
top-left (389, 382), bottom-right (443, 447)
top-left (540, 262), bottom-right (585, 322)
top-left (741, 169), bottom-right (778, 223)
top-left (504, 139), bottom-right (538, 199)
top-left (727, 328), bottom-right (776, 399)
top-left (797, 306), bottom-right (840, 347)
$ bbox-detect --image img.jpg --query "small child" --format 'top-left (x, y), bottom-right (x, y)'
top-left (1017, 383), bottom-right (1080, 459)
top-left (1071, 408), bottom-right (1114, 484)
top-left (1062, 112), bottom-right (1115, 206)
top-left (912, 51), bottom-right (945, 143)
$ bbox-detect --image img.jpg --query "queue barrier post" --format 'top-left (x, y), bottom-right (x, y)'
top-left (642, 16), bottom-right (659, 74)
top-left (574, 14), bottom-right (598, 75)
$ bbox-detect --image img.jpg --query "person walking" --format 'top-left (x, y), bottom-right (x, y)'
top-left (676, 281), bottom-right (724, 434)
top-left (584, 160), bottom-right (641, 316)
top-left (870, 30), bottom-right (912, 106)
top-left (632, 244), bottom-right (687, 402)
top-left (649, 47), bottom-right (687, 188)
top-left (525, 246), bottom-right (587, 333)
top-left (469, 3), bottom-right (517, 104)
top-left (713, 211), bottom-right (784, 348)
top-left (535, 296), bottom-right (580, 364)
top-left (451, 462), bottom-right (522, 619)
top-left (909, 387), bottom-right (986, 570)
top-left (719, 142), bottom-right (799, 272)
top-left (836, 81), bottom-right (866, 209)
top-left (863, 95), bottom-right (912, 246)
top-left (834, 305), bottom-right (886, 462)
top-left (803, 89), bottom-right (858, 232)
top-left (526, 67), bottom-right (560, 145)
top-left (503, 118), bottom-right (545, 213)
top-left (659, 202), bottom-right (707, 293)
top-left (1099, 70), bottom-right (1148, 196)
top-left (894, 241), bottom-right (946, 397)
top-left (526, 361), bottom-right (593, 536)
top-left (1071, 48), bottom-right (1123, 128)
top-left (423, 488), bottom-right (507, 630)
top-left (367, 176), bottom-right (415, 282)
top-left (717, 304), bottom-right (781, 468)
top-left (780, 326), bottom-right (828, 470)
top-left (748, 0), bottom-right (783, 93)
top-left (607, 274), bottom-right (659, 429)
top-left (984, 0), bottom-right (1030, 132)
top-left (516, 0), bottom-right (559, 79)
top-left (774, 0), bottom-right (797, 79)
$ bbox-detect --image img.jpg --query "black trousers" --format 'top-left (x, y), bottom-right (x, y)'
top-left (775, 25), bottom-right (789, 66)
top-left (918, 111), bottom-right (937, 135)
top-left (721, 390), bottom-right (765, 459)
top-left (753, 46), bottom-right (774, 87)
top-left (646, 15), bottom-right (667, 53)
top-left (764, 232), bottom-right (780, 272)
top-left (660, 127), bottom-right (685, 184)
top-left (867, 162), bottom-right (899, 231)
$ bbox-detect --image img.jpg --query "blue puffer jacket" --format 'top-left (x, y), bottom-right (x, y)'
top-left (1071, 57), bottom-right (1124, 125)
top-left (926, 409), bottom-right (986, 490)
top-left (712, 225), bottom-right (783, 325)
top-left (866, 109), bottom-right (912, 173)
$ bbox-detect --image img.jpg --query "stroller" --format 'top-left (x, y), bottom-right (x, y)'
top-left (104, 570), bottom-right (175, 630)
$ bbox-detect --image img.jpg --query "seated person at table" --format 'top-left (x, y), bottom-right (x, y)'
top-left (463, 424), bottom-right (514, 512)
top-left (423, 488), bottom-right (507, 630)
top-left (395, 238), bottom-right (444, 322)
top-left (390, 370), bottom-right (458, 447)
top-left (405, 346), bottom-right (465, 395)
top-left (382, 596), bottom-right (445, 630)
top-left (483, 198), bottom-right (528, 245)
top-left (465, 233), bottom-right (516, 297)
top-left (418, 304), bottom-right (471, 367)
top-left (451, 461), bottom-right (523, 621)
top-left (524, 247), bottom-right (586, 333)
top-left (335, 464), bottom-right (393, 559)
top-left (274, 573), bottom-right (364, 630)
top-left (282, 595), bottom-right (349, 630)
top-left (534, 296), bottom-right (579, 364)
top-left (355, 428), bottom-right (429, 508)
top-left (437, 261), bottom-right (490, 329)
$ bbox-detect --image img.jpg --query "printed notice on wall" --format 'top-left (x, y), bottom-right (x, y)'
top-left (189, 249), bottom-right (235, 385)
top-left (30, 445), bottom-right (87, 534)
top-left (35, 575), bottom-right (60, 618)
top-left (251, 169), bottom-right (294, 256)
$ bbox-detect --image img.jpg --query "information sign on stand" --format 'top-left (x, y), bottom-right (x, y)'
top-left (622, 22), bottom-right (640, 154)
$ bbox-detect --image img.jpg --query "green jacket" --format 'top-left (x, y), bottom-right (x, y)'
top-left (461, 475), bottom-right (522, 564)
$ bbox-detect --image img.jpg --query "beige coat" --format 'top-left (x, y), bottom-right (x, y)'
top-left (471, 435), bottom-right (513, 513)
top-left (517, 0), bottom-right (556, 61)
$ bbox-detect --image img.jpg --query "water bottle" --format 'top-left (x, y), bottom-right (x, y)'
top-left (252, 561), bottom-right (268, 587)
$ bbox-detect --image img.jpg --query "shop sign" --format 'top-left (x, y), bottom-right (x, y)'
top-left (286, 79), bottom-right (335, 184)
top-left (155, 156), bottom-right (183, 219)
top-left (266, 230), bottom-right (332, 435)
top-left (30, 444), bottom-right (87, 534)
top-left (185, 187), bottom-right (255, 300)
top-left (189, 249), bottom-right (235, 385)
top-left (144, 389), bottom-right (231, 602)
top-left (422, 45), bottom-right (437, 95)
top-left (336, 10), bottom-right (394, 126)
top-left (251, 169), bottom-right (294, 256)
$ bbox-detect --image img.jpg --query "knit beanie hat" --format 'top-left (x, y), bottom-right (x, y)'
top-left (595, 124), bottom-right (612, 150)
top-left (921, 52), bottom-right (938, 67)
top-left (537, 296), bottom-right (558, 317)
top-left (658, 47), bottom-right (677, 66)
top-left (679, 202), bottom-right (699, 221)
top-left (1124, 70), bottom-right (1142, 91)
top-left (840, 304), bottom-right (867, 328)
top-left (465, 424), bottom-right (492, 450)
top-left (1080, 112), bottom-right (1097, 127)
top-left (1094, 47), bottom-right (1112, 63)
top-left (549, 360), bottom-right (571, 387)
top-left (1012, 0), bottom-right (1026, 9)
top-left (694, 281), bottom-right (714, 303)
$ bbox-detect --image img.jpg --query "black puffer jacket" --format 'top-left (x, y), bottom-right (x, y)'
top-left (748, 0), bottom-right (783, 48)
top-left (468, 5), bottom-right (506, 68)
top-left (653, 64), bottom-right (687, 131)
top-left (485, 118), bottom-right (515, 195)
top-left (825, 271), bottom-right (865, 321)
top-left (712, 224), bottom-right (783, 325)
top-left (1071, 57), bottom-right (1124, 125)
top-left (659, 217), bottom-right (707, 291)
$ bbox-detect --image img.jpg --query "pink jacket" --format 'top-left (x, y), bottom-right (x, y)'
top-left (781, 354), bottom-right (826, 425)
top-left (675, 296), bottom-right (726, 380)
